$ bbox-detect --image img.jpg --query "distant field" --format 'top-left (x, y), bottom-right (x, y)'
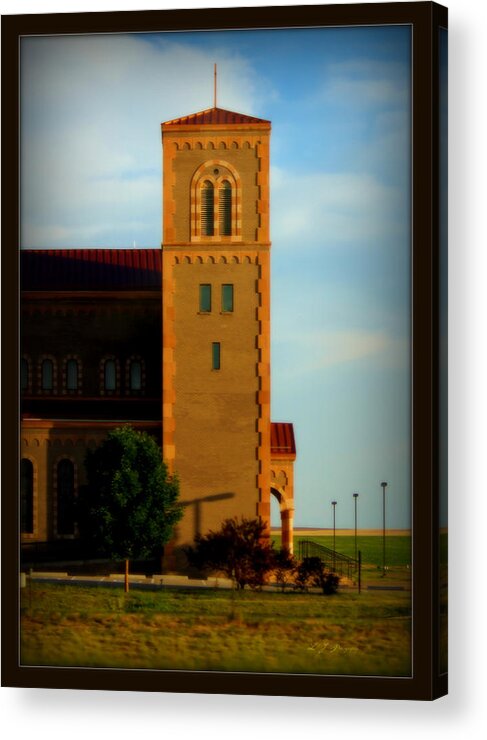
top-left (291, 529), bottom-right (411, 537)
top-left (272, 533), bottom-right (412, 569)
top-left (21, 582), bottom-right (411, 677)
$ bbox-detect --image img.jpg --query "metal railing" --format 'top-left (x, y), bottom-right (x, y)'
top-left (298, 539), bottom-right (359, 580)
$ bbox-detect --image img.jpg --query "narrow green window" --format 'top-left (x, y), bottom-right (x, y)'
top-left (212, 342), bottom-right (221, 370)
top-left (222, 284), bottom-right (234, 312)
top-left (200, 284), bottom-right (211, 312)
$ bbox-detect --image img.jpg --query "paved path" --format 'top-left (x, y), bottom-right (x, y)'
top-left (25, 572), bottom-right (235, 591)
top-left (24, 571), bottom-right (409, 593)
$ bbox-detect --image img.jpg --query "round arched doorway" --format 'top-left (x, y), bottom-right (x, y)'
top-left (271, 486), bottom-right (294, 553)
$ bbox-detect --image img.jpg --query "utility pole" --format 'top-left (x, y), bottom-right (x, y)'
top-left (331, 500), bottom-right (337, 571)
top-left (381, 481), bottom-right (388, 576)
top-left (353, 492), bottom-right (359, 562)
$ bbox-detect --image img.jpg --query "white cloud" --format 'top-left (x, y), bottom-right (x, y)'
top-left (320, 58), bottom-right (410, 108)
top-left (20, 34), bottom-right (271, 248)
top-left (274, 329), bottom-right (409, 379)
top-left (299, 55), bottom-right (411, 192)
top-left (270, 167), bottom-right (405, 249)
top-left (312, 329), bottom-right (389, 368)
top-left (328, 78), bottom-right (405, 107)
top-left (20, 38), bottom-right (409, 251)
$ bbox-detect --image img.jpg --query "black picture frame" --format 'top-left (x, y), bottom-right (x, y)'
top-left (1, 1), bottom-right (448, 700)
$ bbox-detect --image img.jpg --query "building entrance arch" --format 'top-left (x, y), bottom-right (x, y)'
top-left (271, 485), bottom-right (294, 554)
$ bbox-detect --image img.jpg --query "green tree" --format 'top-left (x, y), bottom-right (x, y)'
top-left (186, 517), bottom-right (275, 590)
top-left (77, 426), bottom-right (182, 591)
top-left (273, 548), bottom-right (297, 592)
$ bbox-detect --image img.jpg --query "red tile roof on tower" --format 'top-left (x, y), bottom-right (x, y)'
top-left (162, 106), bottom-right (270, 127)
top-left (271, 422), bottom-right (296, 459)
top-left (21, 249), bottom-right (162, 291)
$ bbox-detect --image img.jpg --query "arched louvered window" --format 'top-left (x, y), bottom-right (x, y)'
top-left (41, 359), bottom-right (53, 390)
top-left (192, 162), bottom-right (240, 241)
top-left (21, 459), bottom-right (34, 534)
top-left (66, 359), bottom-right (78, 391)
top-left (219, 180), bottom-right (232, 236)
top-left (129, 361), bottom-right (142, 391)
top-left (201, 180), bottom-right (214, 236)
top-left (104, 360), bottom-right (116, 391)
top-left (57, 459), bottom-right (75, 535)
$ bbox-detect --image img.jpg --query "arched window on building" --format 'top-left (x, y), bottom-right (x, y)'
top-left (21, 458), bottom-right (34, 534)
top-left (124, 356), bottom-right (145, 395)
top-left (201, 180), bottom-right (214, 236)
top-left (66, 359), bottom-right (79, 391)
top-left (41, 359), bottom-right (54, 390)
top-left (219, 180), bottom-right (232, 236)
top-left (104, 359), bottom-right (116, 391)
top-left (192, 162), bottom-right (239, 241)
top-left (129, 360), bottom-right (142, 391)
top-left (57, 459), bottom-right (75, 536)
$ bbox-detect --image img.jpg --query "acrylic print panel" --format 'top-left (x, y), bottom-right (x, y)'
top-left (20, 24), bottom-right (412, 677)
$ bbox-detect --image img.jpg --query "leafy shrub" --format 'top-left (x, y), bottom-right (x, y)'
top-left (273, 549), bottom-right (297, 592)
top-left (186, 517), bottom-right (276, 590)
top-left (295, 557), bottom-right (340, 595)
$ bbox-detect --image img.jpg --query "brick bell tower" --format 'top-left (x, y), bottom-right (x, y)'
top-left (161, 96), bottom-right (272, 551)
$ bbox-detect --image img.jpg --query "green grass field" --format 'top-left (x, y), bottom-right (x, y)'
top-left (272, 534), bottom-right (412, 569)
top-left (21, 535), bottom-right (414, 675)
top-left (21, 582), bottom-right (411, 676)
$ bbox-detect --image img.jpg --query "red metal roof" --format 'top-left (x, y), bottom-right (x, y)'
top-left (163, 106), bottom-right (270, 127)
top-left (271, 422), bottom-right (296, 459)
top-left (21, 249), bottom-right (162, 291)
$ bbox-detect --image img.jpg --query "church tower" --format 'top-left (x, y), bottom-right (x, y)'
top-left (161, 102), bottom-right (272, 549)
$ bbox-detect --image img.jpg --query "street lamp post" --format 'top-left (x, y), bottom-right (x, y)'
top-left (331, 500), bottom-right (337, 571)
top-left (381, 481), bottom-right (388, 576)
top-left (353, 493), bottom-right (359, 562)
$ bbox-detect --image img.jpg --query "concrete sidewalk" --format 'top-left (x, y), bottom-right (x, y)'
top-left (23, 571), bottom-right (366, 593)
top-left (26, 572), bottom-right (235, 591)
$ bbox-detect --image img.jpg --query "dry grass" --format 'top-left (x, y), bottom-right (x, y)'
top-left (21, 583), bottom-right (411, 676)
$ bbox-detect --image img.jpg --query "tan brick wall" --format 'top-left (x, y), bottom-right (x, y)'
top-left (21, 297), bottom-right (161, 398)
top-left (162, 120), bottom-right (272, 554)
top-left (170, 258), bottom-right (261, 547)
top-left (20, 422), bottom-right (161, 543)
top-left (162, 127), bottom-right (270, 246)
top-left (270, 458), bottom-right (295, 552)
top-left (174, 147), bottom-right (258, 244)
top-left (21, 294), bottom-right (163, 545)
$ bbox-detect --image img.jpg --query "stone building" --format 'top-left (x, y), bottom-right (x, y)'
top-left (20, 105), bottom-right (296, 564)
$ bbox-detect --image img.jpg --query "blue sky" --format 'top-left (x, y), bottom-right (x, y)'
top-left (21, 25), bottom-right (412, 529)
